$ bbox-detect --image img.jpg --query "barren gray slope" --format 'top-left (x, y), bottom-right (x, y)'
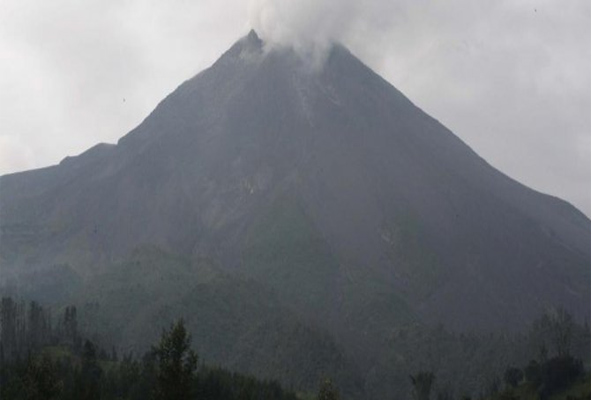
top-left (0, 31), bottom-right (590, 334)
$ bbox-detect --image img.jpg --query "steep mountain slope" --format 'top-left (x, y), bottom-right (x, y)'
top-left (0, 29), bottom-right (589, 359)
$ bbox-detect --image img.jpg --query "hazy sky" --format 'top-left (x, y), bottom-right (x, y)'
top-left (0, 0), bottom-right (590, 215)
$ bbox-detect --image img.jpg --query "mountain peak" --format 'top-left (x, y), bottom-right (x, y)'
top-left (240, 29), bottom-right (264, 51)
top-left (247, 29), bottom-right (261, 43)
top-left (0, 29), bottom-right (589, 339)
top-left (213, 29), bottom-right (265, 67)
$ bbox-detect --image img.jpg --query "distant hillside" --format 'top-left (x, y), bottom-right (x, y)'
top-left (72, 247), bottom-right (363, 397)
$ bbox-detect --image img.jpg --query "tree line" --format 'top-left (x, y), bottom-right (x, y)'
top-left (0, 296), bottom-right (590, 400)
top-left (406, 308), bottom-right (589, 400)
top-left (1, 297), bottom-right (82, 363)
top-left (0, 296), bottom-right (342, 400)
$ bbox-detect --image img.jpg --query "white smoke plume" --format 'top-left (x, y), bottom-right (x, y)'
top-left (246, 0), bottom-right (405, 69)
top-left (248, 0), bottom-right (365, 60)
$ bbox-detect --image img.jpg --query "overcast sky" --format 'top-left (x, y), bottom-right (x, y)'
top-left (0, 0), bottom-right (590, 216)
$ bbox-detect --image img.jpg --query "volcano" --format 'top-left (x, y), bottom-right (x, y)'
top-left (0, 31), bottom-right (590, 397)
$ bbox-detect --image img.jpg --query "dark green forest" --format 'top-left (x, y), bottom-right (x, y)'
top-left (0, 298), bottom-right (302, 400)
top-left (0, 297), bottom-right (590, 400)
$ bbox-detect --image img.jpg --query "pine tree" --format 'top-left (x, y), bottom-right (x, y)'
top-left (78, 340), bottom-right (103, 400)
top-left (152, 319), bottom-right (198, 400)
top-left (0, 297), bottom-right (17, 360)
top-left (27, 302), bottom-right (44, 351)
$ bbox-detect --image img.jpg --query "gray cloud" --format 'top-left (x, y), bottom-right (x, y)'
top-left (0, 0), bottom-right (590, 215)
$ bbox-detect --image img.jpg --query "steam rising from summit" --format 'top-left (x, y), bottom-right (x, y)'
top-left (248, 0), bottom-right (364, 60)
top-left (246, 0), bottom-right (408, 69)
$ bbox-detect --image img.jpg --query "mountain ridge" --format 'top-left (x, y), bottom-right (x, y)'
top-left (0, 32), bottom-right (590, 396)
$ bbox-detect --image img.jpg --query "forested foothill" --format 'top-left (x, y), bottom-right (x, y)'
top-left (0, 296), bottom-right (589, 400)
top-left (0, 297), bottom-right (302, 400)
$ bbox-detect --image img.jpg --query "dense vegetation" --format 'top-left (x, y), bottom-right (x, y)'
top-left (360, 307), bottom-right (590, 399)
top-left (1, 245), bottom-right (590, 400)
top-left (0, 296), bottom-right (590, 400)
top-left (0, 298), bottom-right (302, 400)
top-left (50, 248), bottom-right (364, 397)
